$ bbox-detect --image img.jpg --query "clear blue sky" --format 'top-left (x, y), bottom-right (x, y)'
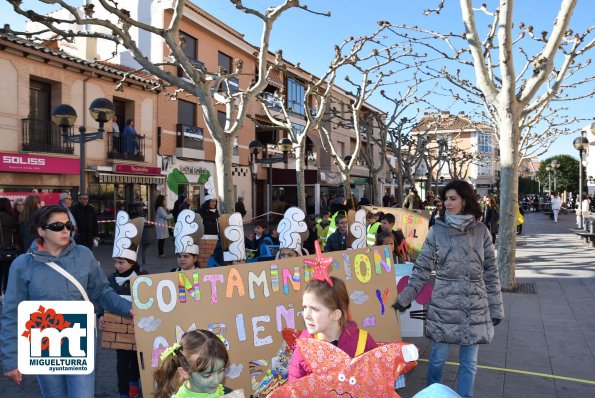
top-left (3, 0), bottom-right (593, 160)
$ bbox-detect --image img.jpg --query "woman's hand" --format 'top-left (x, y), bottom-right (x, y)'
top-left (98, 316), bottom-right (105, 330)
top-left (392, 300), bottom-right (411, 313)
top-left (5, 369), bottom-right (22, 385)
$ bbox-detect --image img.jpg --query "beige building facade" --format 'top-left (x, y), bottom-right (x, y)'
top-left (0, 33), bottom-right (162, 235)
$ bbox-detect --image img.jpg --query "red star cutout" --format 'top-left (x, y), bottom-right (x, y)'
top-left (303, 240), bottom-right (334, 286)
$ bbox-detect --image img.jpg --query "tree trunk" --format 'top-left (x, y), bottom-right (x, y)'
top-left (370, 170), bottom-right (380, 206)
top-left (212, 134), bottom-right (235, 214)
top-left (343, 173), bottom-right (352, 203)
top-left (295, 144), bottom-right (307, 211)
top-left (496, 112), bottom-right (520, 290)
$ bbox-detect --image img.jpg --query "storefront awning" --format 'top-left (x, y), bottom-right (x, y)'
top-left (98, 173), bottom-right (165, 185)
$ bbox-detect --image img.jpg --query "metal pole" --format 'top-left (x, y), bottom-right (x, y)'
top-left (548, 173), bottom-right (551, 193)
top-left (579, 150), bottom-right (584, 229)
top-left (268, 161), bottom-right (272, 224)
top-left (79, 126), bottom-right (86, 195)
top-left (251, 156), bottom-right (256, 220)
top-left (554, 169), bottom-right (557, 193)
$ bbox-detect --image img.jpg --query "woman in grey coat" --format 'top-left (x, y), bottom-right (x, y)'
top-left (154, 195), bottom-right (173, 258)
top-left (393, 180), bottom-right (504, 398)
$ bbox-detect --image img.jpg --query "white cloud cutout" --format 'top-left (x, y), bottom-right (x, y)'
top-left (137, 316), bottom-right (162, 332)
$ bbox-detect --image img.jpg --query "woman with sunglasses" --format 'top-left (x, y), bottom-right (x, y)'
top-left (0, 205), bottom-right (133, 398)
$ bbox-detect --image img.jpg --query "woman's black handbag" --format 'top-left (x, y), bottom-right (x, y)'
top-left (0, 247), bottom-right (18, 262)
top-left (0, 219), bottom-right (18, 261)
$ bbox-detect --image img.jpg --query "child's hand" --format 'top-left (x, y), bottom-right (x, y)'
top-left (98, 316), bottom-right (105, 330)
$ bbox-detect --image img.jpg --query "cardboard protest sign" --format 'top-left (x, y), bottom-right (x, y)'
top-left (362, 206), bottom-right (430, 260)
top-left (130, 245), bottom-right (400, 396)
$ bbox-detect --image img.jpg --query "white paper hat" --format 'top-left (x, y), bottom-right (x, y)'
top-left (278, 207), bottom-right (308, 254)
top-left (223, 212), bottom-right (246, 262)
top-left (174, 209), bottom-right (204, 254)
top-left (112, 211), bottom-right (145, 262)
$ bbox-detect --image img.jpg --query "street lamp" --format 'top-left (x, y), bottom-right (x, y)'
top-left (545, 165), bottom-right (552, 195)
top-left (573, 136), bottom-right (589, 229)
top-left (550, 159), bottom-right (560, 193)
top-left (52, 98), bottom-right (115, 195)
top-left (249, 140), bottom-right (264, 220)
top-left (249, 137), bottom-right (293, 222)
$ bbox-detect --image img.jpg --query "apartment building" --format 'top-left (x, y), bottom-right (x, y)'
top-left (411, 111), bottom-right (500, 196)
top-left (0, 33), bottom-right (162, 237)
top-left (22, 1), bottom-right (386, 217)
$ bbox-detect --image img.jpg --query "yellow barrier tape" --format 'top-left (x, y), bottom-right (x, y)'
top-left (417, 359), bottom-right (595, 385)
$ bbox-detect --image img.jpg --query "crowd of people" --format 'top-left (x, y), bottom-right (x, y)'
top-left (0, 181), bottom-right (509, 398)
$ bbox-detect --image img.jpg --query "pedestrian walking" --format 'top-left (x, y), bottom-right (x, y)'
top-left (154, 195), bottom-right (173, 258)
top-left (551, 193), bottom-right (562, 223)
top-left (480, 195), bottom-right (499, 244)
top-left (393, 180), bottom-right (504, 398)
top-left (71, 194), bottom-right (100, 249)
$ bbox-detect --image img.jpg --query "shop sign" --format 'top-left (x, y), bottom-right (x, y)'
top-left (178, 165), bottom-right (209, 175)
top-left (114, 164), bottom-right (161, 175)
top-left (0, 153), bottom-right (79, 174)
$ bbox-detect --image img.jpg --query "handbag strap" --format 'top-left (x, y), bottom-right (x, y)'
top-left (45, 261), bottom-right (90, 302)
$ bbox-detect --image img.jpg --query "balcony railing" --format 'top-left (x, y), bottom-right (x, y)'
top-left (22, 118), bottom-right (75, 154)
top-left (176, 124), bottom-right (204, 150)
top-left (107, 131), bottom-right (145, 161)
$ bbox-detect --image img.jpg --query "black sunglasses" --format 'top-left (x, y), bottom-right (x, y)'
top-left (42, 221), bottom-right (74, 232)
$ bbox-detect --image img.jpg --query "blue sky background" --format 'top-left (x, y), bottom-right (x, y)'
top-left (2, 0), bottom-right (593, 160)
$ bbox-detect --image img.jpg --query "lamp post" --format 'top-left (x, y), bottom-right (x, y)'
top-left (52, 98), bottom-right (115, 195)
top-left (249, 138), bottom-right (293, 223)
top-left (573, 136), bottom-right (589, 229)
top-left (550, 159), bottom-right (560, 193)
top-left (249, 140), bottom-right (263, 220)
top-left (545, 165), bottom-right (552, 194)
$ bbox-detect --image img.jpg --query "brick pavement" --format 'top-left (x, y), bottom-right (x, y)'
top-left (1, 210), bottom-right (594, 397)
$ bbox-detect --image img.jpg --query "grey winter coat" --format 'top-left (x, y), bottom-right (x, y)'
top-left (156, 206), bottom-right (173, 240)
top-left (397, 217), bottom-right (504, 345)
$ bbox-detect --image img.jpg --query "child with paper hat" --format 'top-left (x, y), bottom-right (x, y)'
top-left (277, 207), bottom-right (309, 259)
top-left (101, 211), bottom-right (148, 398)
top-left (170, 209), bottom-right (205, 271)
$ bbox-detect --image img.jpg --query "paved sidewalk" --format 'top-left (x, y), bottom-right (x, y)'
top-left (1, 210), bottom-right (594, 397)
top-left (397, 210), bottom-right (595, 398)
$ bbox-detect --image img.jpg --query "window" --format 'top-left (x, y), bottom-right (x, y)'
top-left (218, 111), bottom-right (227, 131)
top-left (218, 51), bottom-right (232, 73)
top-left (217, 51), bottom-right (238, 93)
top-left (291, 122), bottom-right (305, 135)
top-left (181, 32), bottom-right (198, 59)
top-left (178, 100), bottom-right (196, 127)
top-left (287, 77), bottom-right (305, 115)
top-left (477, 132), bottom-right (492, 153)
top-left (479, 162), bottom-right (492, 176)
top-left (178, 32), bottom-right (201, 78)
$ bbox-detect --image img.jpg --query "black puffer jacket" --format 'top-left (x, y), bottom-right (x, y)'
top-left (397, 218), bottom-right (504, 345)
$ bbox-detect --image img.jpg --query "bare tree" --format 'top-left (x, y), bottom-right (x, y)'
top-left (7, 0), bottom-right (329, 213)
top-left (388, 0), bottom-right (595, 288)
top-left (316, 24), bottom-right (418, 201)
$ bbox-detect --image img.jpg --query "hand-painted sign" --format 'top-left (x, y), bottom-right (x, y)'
top-left (131, 246), bottom-right (400, 395)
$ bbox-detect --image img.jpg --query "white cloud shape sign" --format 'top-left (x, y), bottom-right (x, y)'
top-left (350, 290), bottom-right (369, 305)
top-left (225, 363), bottom-right (243, 379)
top-left (137, 316), bottom-right (162, 332)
